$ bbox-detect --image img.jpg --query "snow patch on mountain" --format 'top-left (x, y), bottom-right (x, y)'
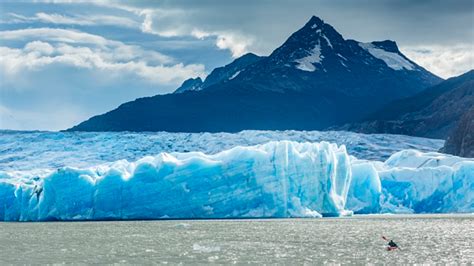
top-left (229, 71), bottom-right (240, 80)
top-left (294, 43), bottom-right (322, 72)
top-left (358, 42), bottom-right (414, 71)
top-left (322, 35), bottom-right (333, 49)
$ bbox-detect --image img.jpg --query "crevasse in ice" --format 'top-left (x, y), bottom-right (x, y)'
top-left (0, 141), bottom-right (472, 221)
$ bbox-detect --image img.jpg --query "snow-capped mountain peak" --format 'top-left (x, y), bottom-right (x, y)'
top-left (264, 16), bottom-right (348, 72)
top-left (72, 15), bottom-right (442, 133)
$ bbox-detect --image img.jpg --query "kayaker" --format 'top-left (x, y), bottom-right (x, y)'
top-left (382, 236), bottom-right (399, 250)
top-left (388, 239), bottom-right (398, 248)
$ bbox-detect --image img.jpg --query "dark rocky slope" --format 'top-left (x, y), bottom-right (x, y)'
top-left (336, 70), bottom-right (473, 139)
top-left (441, 107), bottom-right (474, 157)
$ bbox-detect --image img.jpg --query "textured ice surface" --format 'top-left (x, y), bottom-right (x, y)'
top-left (1, 141), bottom-right (353, 221)
top-left (377, 150), bottom-right (474, 214)
top-left (1, 140), bottom-right (472, 221)
top-left (347, 149), bottom-right (474, 214)
top-left (0, 130), bottom-right (443, 171)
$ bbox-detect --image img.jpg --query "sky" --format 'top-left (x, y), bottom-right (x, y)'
top-left (0, 0), bottom-right (473, 130)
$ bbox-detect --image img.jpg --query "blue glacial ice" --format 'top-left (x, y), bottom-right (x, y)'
top-left (0, 141), bottom-right (472, 221)
top-left (0, 130), bottom-right (444, 171)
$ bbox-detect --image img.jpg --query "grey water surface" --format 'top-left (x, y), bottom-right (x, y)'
top-left (1, 214), bottom-right (472, 264)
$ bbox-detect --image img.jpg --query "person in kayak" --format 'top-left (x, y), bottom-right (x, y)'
top-left (388, 239), bottom-right (398, 248)
top-left (382, 236), bottom-right (399, 250)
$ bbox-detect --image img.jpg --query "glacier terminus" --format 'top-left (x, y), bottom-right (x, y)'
top-left (1, 138), bottom-right (472, 221)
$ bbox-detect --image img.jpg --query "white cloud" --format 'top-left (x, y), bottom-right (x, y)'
top-left (1, 27), bottom-right (111, 46)
top-left (401, 44), bottom-right (474, 78)
top-left (24, 40), bottom-right (54, 55)
top-left (9, 3), bottom-right (255, 58)
top-left (35, 12), bottom-right (92, 25)
top-left (137, 8), bottom-right (190, 37)
top-left (122, 7), bottom-right (253, 58)
top-left (0, 27), bottom-right (207, 130)
top-left (0, 45), bottom-right (204, 86)
top-left (191, 29), bottom-right (211, 40)
top-left (0, 28), bottom-right (206, 85)
top-left (191, 29), bottom-right (253, 57)
top-left (215, 33), bottom-right (253, 58)
top-left (5, 12), bottom-right (139, 28)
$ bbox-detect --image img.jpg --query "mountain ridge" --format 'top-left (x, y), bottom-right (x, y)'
top-left (335, 70), bottom-right (474, 139)
top-left (68, 15), bottom-right (442, 132)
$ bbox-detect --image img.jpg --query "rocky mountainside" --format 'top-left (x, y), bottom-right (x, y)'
top-left (174, 53), bottom-right (263, 93)
top-left (337, 70), bottom-right (474, 139)
top-left (69, 16), bottom-right (441, 132)
top-left (441, 106), bottom-right (474, 157)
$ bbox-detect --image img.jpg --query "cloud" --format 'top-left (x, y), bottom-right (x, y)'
top-left (190, 29), bottom-right (253, 57)
top-left (127, 8), bottom-right (253, 57)
top-left (1, 27), bottom-right (111, 46)
top-left (0, 27), bottom-right (207, 130)
top-left (0, 28), bottom-right (205, 84)
top-left (91, 1), bottom-right (474, 60)
top-left (4, 12), bottom-right (139, 28)
top-left (3, 8), bottom-right (253, 58)
top-left (401, 45), bottom-right (474, 78)
top-left (24, 40), bottom-right (54, 55)
top-left (215, 33), bottom-right (253, 58)
top-left (1, 45), bottom-right (204, 86)
top-left (0, 32), bottom-right (206, 130)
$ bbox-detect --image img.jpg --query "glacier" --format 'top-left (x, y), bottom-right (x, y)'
top-left (1, 140), bottom-right (472, 221)
top-left (0, 130), bottom-right (443, 171)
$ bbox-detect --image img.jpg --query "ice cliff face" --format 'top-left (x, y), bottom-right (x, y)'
top-left (348, 150), bottom-right (474, 214)
top-left (0, 141), bottom-right (472, 221)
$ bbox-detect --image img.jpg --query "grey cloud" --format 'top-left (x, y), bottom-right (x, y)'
top-left (113, 0), bottom-right (473, 50)
top-left (110, 0), bottom-right (473, 77)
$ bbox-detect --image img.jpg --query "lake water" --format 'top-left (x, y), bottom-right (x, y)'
top-left (1, 214), bottom-right (472, 264)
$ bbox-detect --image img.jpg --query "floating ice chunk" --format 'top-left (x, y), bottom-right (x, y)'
top-left (358, 42), bottom-right (414, 70)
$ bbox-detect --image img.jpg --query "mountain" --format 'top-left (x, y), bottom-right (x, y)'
top-left (337, 70), bottom-right (474, 138)
top-left (69, 16), bottom-right (442, 132)
top-left (174, 77), bottom-right (203, 94)
top-left (441, 106), bottom-right (474, 157)
top-left (174, 53), bottom-right (263, 93)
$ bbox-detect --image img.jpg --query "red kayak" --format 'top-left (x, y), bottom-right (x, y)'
top-left (386, 246), bottom-right (398, 251)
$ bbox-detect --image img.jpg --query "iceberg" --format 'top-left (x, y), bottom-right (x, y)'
top-left (0, 141), bottom-right (472, 221)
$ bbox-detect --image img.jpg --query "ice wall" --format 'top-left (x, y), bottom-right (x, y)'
top-left (0, 141), bottom-right (352, 221)
top-left (347, 150), bottom-right (474, 214)
top-left (0, 142), bottom-right (472, 221)
top-left (377, 150), bottom-right (474, 214)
